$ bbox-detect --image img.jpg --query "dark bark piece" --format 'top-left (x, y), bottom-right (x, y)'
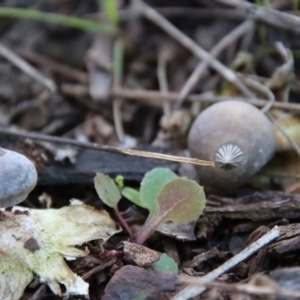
top-left (205, 192), bottom-right (300, 222)
top-left (37, 147), bottom-right (178, 185)
top-left (269, 223), bottom-right (300, 255)
top-left (196, 213), bottom-right (222, 240)
top-left (191, 249), bottom-right (231, 273)
top-left (248, 248), bottom-right (270, 276)
top-left (102, 265), bottom-right (178, 300)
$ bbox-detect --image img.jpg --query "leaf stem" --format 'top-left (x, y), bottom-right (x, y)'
top-left (135, 217), bottom-right (158, 245)
top-left (113, 207), bottom-right (134, 241)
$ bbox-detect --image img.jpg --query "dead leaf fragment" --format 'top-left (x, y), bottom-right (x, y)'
top-left (0, 199), bottom-right (120, 300)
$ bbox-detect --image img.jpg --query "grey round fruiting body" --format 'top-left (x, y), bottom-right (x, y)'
top-left (0, 148), bottom-right (37, 207)
top-left (188, 101), bottom-right (275, 190)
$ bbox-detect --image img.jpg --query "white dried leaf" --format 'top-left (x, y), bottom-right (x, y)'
top-left (0, 200), bottom-right (120, 300)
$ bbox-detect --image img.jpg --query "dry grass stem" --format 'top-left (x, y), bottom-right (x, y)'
top-left (17, 49), bottom-right (89, 84)
top-left (175, 19), bottom-right (255, 108)
top-left (0, 127), bottom-right (214, 167)
top-left (215, 0), bottom-right (300, 33)
top-left (0, 43), bottom-right (56, 92)
top-left (134, 0), bottom-right (255, 99)
top-left (111, 87), bottom-right (300, 112)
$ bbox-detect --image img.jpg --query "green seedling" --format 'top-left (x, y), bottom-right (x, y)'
top-left (151, 253), bottom-right (178, 274)
top-left (114, 167), bottom-right (178, 214)
top-left (140, 168), bottom-right (178, 222)
top-left (115, 175), bottom-right (143, 208)
top-left (95, 168), bottom-right (206, 257)
top-left (94, 173), bottom-right (134, 240)
top-left (135, 177), bottom-right (206, 245)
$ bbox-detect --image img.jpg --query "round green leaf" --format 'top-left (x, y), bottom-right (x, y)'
top-left (151, 254), bottom-right (178, 274)
top-left (94, 173), bottom-right (121, 208)
top-left (140, 168), bottom-right (177, 220)
top-left (156, 178), bottom-right (206, 225)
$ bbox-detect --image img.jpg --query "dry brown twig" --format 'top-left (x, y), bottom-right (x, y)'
top-left (236, 40), bottom-right (300, 156)
top-left (133, 0), bottom-right (255, 99)
top-left (157, 50), bottom-right (171, 115)
top-left (175, 19), bottom-right (255, 108)
top-left (241, 76), bottom-right (275, 113)
top-left (61, 83), bottom-right (300, 112)
top-left (92, 6), bottom-right (300, 33)
top-left (178, 276), bottom-right (300, 298)
top-left (215, 0), bottom-right (300, 33)
top-left (112, 87), bottom-right (300, 111)
top-left (172, 226), bottom-right (280, 300)
top-left (112, 39), bottom-right (126, 143)
top-left (0, 42), bottom-right (56, 92)
top-left (0, 126), bottom-right (214, 167)
top-left (17, 48), bottom-right (89, 84)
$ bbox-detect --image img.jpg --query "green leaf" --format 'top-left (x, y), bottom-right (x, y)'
top-left (98, 0), bottom-right (119, 25)
top-left (115, 175), bottom-right (143, 207)
top-left (130, 292), bottom-right (147, 300)
top-left (140, 168), bottom-right (177, 221)
top-left (121, 187), bottom-right (143, 208)
top-left (94, 173), bottom-right (121, 208)
top-left (151, 254), bottom-right (178, 274)
top-left (136, 178), bottom-right (205, 244)
top-left (156, 178), bottom-right (206, 224)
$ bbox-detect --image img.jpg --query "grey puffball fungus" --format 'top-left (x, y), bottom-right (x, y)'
top-left (0, 148), bottom-right (37, 207)
top-left (188, 101), bottom-right (276, 191)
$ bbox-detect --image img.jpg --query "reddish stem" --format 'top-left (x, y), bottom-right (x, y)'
top-left (135, 218), bottom-right (157, 245)
top-left (114, 206), bottom-right (134, 241)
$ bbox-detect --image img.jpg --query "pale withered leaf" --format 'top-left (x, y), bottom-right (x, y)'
top-left (0, 199), bottom-right (120, 300)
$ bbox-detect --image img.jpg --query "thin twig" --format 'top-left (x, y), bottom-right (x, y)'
top-left (241, 76), bottom-right (275, 113)
top-left (238, 76), bottom-right (300, 155)
top-left (111, 87), bottom-right (300, 111)
top-left (0, 43), bottom-right (56, 92)
top-left (178, 276), bottom-right (300, 298)
top-left (172, 226), bottom-right (280, 300)
top-left (157, 54), bottom-right (171, 115)
top-left (89, 8), bottom-right (246, 22)
top-left (112, 39), bottom-right (125, 142)
top-left (215, 0), bottom-right (300, 34)
top-left (134, 0), bottom-right (255, 99)
top-left (61, 84), bottom-right (300, 112)
top-left (0, 7), bottom-right (115, 34)
top-left (267, 42), bottom-right (294, 102)
top-left (91, 6), bottom-right (300, 33)
top-left (82, 257), bottom-right (117, 280)
top-left (175, 19), bottom-right (255, 108)
top-left (17, 49), bottom-right (89, 84)
top-left (268, 114), bottom-right (300, 156)
top-left (0, 127), bottom-right (214, 167)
